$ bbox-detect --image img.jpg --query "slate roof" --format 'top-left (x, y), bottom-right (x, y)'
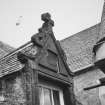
top-left (60, 23), bottom-right (100, 72)
top-left (0, 41), bottom-right (36, 78)
top-left (0, 41), bottom-right (14, 58)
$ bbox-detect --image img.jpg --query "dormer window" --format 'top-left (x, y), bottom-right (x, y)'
top-left (94, 42), bottom-right (105, 61)
top-left (93, 37), bottom-right (105, 73)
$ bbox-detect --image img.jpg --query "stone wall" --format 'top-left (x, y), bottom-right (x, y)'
top-left (0, 69), bottom-right (32, 105)
top-left (74, 68), bottom-right (105, 105)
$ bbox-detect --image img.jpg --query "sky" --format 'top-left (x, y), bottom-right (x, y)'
top-left (0, 0), bottom-right (104, 48)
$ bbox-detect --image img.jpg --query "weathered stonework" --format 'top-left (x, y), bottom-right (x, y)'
top-left (0, 13), bottom-right (75, 105)
top-left (0, 74), bottom-right (26, 105)
top-left (74, 68), bottom-right (105, 105)
top-left (0, 68), bottom-right (33, 105)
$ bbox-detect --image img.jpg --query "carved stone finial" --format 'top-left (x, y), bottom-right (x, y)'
top-left (41, 13), bottom-right (51, 22)
top-left (38, 12), bottom-right (54, 33)
top-left (31, 13), bottom-right (54, 46)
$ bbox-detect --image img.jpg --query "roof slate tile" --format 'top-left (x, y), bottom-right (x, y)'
top-left (60, 23), bottom-right (100, 72)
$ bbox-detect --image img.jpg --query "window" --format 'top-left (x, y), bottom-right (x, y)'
top-left (99, 86), bottom-right (105, 105)
top-left (39, 84), bottom-right (64, 105)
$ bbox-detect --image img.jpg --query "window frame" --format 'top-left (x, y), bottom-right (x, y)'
top-left (38, 82), bottom-right (65, 105)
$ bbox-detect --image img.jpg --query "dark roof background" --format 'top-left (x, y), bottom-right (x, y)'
top-left (60, 23), bottom-right (100, 72)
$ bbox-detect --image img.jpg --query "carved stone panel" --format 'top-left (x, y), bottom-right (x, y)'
top-left (39, 50), bottom-right (58, 72)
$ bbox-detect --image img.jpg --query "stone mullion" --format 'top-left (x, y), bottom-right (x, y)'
top-left (23, 63), bottom-right (33, 105)
top-left (31, 69), bottom-right (39, 105)
top-left (24, 60), bottom-right (39, 105)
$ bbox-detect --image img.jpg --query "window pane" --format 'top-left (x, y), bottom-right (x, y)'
top-left (53, 90), bottom-right (60, 105)
top-left (39, 87), bottom-right (44, 105)
top-left (43, 88), bottom-right (52, 105)
top-left (99, 86), bottom-right (105, 105)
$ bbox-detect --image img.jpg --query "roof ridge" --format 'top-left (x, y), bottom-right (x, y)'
top-left (0, 41), bottom-right (32, 63)
top-left (60, 23), bottom-right (100, 42)
top-left (0, 41), bottom-right (14, 52)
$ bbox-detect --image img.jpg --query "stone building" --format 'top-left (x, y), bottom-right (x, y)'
top-left (1, 2), bottom-right (105, 105)
top-left (0, 13), bottom-right (78, 105)
top-left (60, 1), bottom-right (105, 105)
